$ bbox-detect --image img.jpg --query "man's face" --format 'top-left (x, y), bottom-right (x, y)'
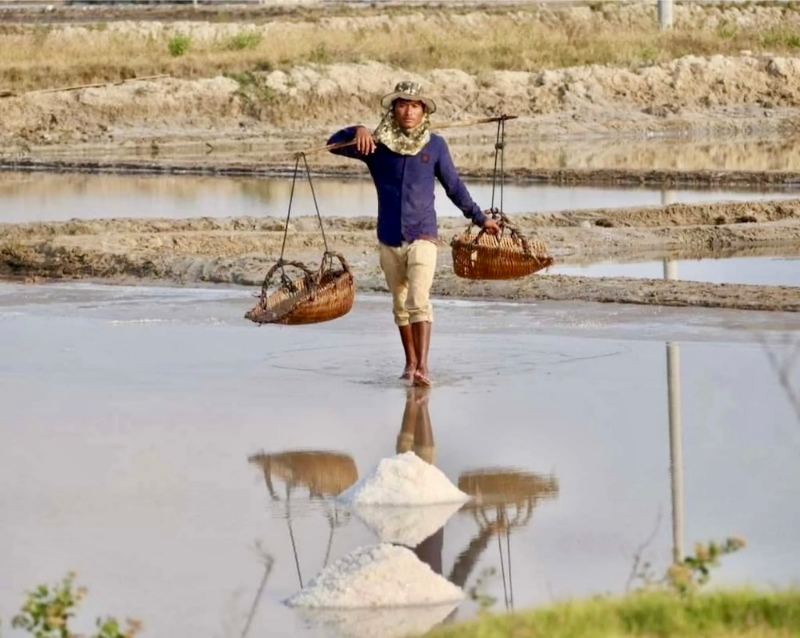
top-left (393, 99), bottom-right (425, 130)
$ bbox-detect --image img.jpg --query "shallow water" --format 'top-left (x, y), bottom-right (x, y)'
top-left (1, 170), bottom-right (798, 223)
top-left (550, 255), bottom-right (800, 287)
top-left (1, 282), bottom-right (799, 638)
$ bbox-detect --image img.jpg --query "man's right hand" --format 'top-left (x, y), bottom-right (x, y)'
top-left (354, 126), bottom-right (377, 155)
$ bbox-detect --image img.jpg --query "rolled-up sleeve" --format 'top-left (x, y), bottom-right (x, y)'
top-left (326, 126), bottom-right (369, 163)
top-left (434, 139), bottom-right (486, 227)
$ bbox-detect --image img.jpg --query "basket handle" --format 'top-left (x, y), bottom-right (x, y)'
top-left (469, 209), bottom-right (534, 256)
top-left (315, 250), bottom-right (352, 281)
top-left (259, 258), bottom-right (316, 298)
top-left (303, 250), bottom-right (353, 302)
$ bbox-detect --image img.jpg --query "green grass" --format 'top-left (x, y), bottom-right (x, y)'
top-left (424, 589), bottom-right (800, 638)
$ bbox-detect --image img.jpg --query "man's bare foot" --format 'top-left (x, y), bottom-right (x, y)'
top-left (413, 368), bottom-right (432, 387)
top-left (401, 362), bottom-right (417, 380)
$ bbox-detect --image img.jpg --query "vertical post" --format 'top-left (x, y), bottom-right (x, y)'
top-left (658, 0), bottom-right (674, 31)
top-left (664, 260), bottom-right (684, 564)
top-left (666, 341), bottom-right (684, 563)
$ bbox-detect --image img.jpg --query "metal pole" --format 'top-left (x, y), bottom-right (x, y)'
top-left (663, 260), bottom-right (684, 564)
top-left (658, 0), bottom-right (674, 31)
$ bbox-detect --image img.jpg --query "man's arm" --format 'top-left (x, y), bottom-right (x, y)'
top-left (326, 125), bottom-right (372, 162)
top-left (434, 139), bottom-right (487, 228)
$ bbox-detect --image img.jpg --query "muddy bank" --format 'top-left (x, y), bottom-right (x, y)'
top-left (4, 197), bottom-right (800, 237)
top-left (3, 53), bottom-right (800, 151)
top-left (8, 132), bottom-right (800, 176)
top-left (3, 199), bottom-right (800, 311)
top-left (428, 273), bottom-right (800, 312)
top-left (6, 157), bottom-right (800, 189)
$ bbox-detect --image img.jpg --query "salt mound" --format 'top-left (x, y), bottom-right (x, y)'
top-left (336, 452), bottom-right (470, 506)
top-left (353, 502), bottom-right (464, 547)
top-left (295, 602), bottom-right (459, 638)
top-left (285, 544), bottom-right (465, 609)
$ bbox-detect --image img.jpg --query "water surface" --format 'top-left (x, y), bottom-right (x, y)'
top-left (1, 283), bottom-right (799, 638)
top-left (550, 255), bottom-right (800, 287)
top-left (1, 171), bottom-right (798, 223)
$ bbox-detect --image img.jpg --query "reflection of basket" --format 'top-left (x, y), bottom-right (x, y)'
top-left (249, 450), bottom-right (359, 499)
top-left (451, 209), bottom-right (553, 280)
top-left (249, 449), bottom-right (359, 589)
top-left (458, 469), bottom-right (559, 508)
top-left (245, 251), bottom-right (355, 325)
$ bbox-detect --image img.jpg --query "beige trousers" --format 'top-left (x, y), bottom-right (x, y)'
top-left (378, 239), bottom-right (438, 326)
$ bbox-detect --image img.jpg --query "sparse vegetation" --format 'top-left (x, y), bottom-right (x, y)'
top-left (9, 572), bottom-right (141, 638)
top-left (5, 4), bottom-right (800, 92)
top-left (226, 30), bottom-right (262, 51)
top-left (426, 589), bottom-right (800, 638)
top-left (427, 537), bottom-right (800, 638)
top-left (167, 34), bottom-right (191, 57)
top-left (225, 70), bottom-right (276, 119)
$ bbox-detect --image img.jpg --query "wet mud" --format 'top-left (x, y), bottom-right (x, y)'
top-left (3, 198), bottom-right (800, 312)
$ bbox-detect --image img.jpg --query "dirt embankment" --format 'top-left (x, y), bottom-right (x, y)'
top-left (3, 198), bottom-right (800, 312)
top-left (0, 3), bottom-right (800, 156)
top-left (3, 53), bottom-right (800, 151)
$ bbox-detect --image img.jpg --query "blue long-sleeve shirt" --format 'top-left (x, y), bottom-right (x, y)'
top-left (326, 126), bottom-right (487, 247)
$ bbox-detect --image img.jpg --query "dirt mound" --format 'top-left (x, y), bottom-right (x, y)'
top-left (3, 53), bottom-right (800, 147)
top-left (0, 75), bottom-right (242, 144)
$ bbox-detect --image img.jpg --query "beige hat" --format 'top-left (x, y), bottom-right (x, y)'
top-left (380, 80), bottom-right (437, 114)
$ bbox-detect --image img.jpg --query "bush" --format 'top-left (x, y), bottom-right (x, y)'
top-left (168, 34), bottom-right (191, 57)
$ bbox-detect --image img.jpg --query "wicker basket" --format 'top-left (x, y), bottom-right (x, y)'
top-left (451, 209), bottom-right (553, 280)
top-left (245, 251), bottom-right (355, 325)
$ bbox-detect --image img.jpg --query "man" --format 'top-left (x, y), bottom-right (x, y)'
top-left (327, 80), bottom-right (499, 387)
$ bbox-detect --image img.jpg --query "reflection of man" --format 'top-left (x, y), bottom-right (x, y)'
top-left (395, 386), bottom-right (444, 574)
top-left (396, 385), bottom-right (435, 464)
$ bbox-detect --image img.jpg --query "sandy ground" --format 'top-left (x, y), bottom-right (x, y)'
top-left (3, 198), bottom-right (800, 312)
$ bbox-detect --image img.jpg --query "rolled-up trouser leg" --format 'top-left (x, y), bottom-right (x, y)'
top-left (379, 242), bottom-right (410, 326)
top-left (405, 240), bottom-right (438, 324)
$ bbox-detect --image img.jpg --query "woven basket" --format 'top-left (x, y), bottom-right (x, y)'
top-left (245, 251), bottom-right (355, 325)
top-left (451, 209), bottom-right (553, 280)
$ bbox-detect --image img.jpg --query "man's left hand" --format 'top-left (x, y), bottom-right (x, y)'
top-left (482, 218), bottom-right (501, 235)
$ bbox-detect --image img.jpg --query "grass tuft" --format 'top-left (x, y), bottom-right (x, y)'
top-left (425, 589), bottom-right (800, 638)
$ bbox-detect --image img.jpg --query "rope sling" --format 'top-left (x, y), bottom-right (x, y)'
top-left (244, 152), bottom-right (355, 326)
top-left (450, 116), bottom-right (554, 280)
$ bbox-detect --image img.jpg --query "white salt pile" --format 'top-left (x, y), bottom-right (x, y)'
top-left (353, 502), bottom-right (464, 547)
top-left (295, 602), bottom-right (460, 638)
top-left (336, 452), bottom-right (470, 506)
top-left (284, 544), bottom-right (465, 609)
